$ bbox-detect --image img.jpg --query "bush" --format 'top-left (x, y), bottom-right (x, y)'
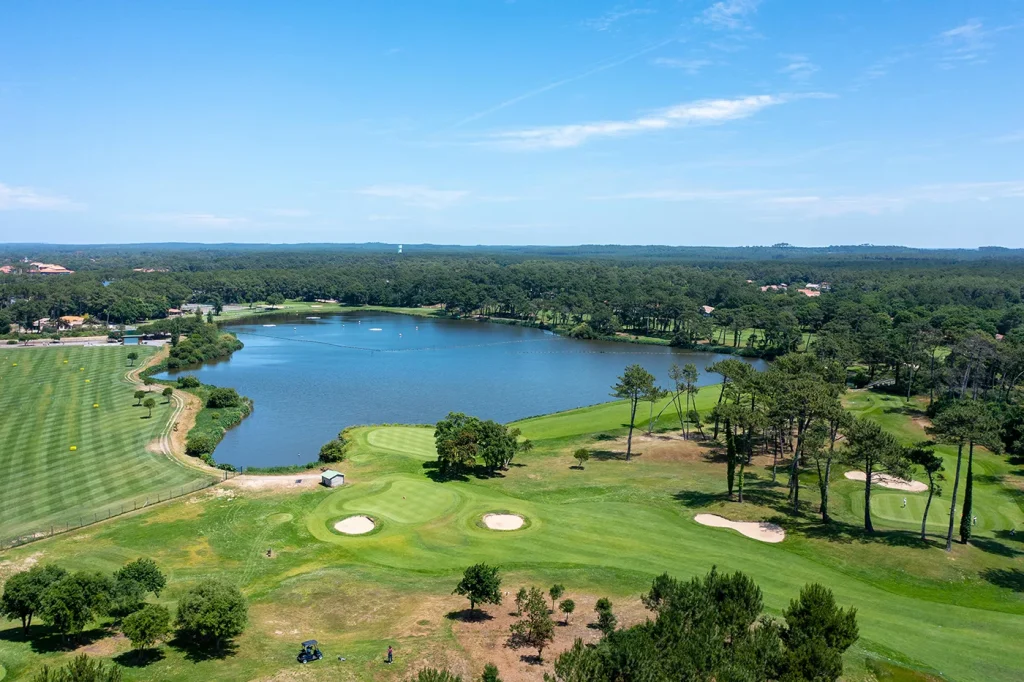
top-left (850, 370), bottom-right (870, 389)
top-left (175, 579), bottom-right (247, 651)
top-left (216, 463), bottom-right (237, 472)
top-left (318, 437), bottom-right (347, 463)
top-left (568, 323), bottom-right (599, 339)
top-left (206, 387), bottom-right (241, 409)
top-left (177, 375), bottom-right (201, 388)
top-left (6, 339), bottom-right (16, 345)
top-left (186, 433), bottom-right (217, 456)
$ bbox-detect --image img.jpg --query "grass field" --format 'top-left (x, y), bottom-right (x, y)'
top-left (1, 380), bottom-right (1022, 681)
top-left (0, 346), bottom-right (213, 541)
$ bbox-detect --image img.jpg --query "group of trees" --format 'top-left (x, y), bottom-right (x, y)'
top-left (434, 413), bottom-right (533, 476)
top-left (612, 351), bottom-right (1000, 551)
top-left (1, 559), bottom-right (247, 667)
top-left (546, 569), bottom-right (857, 682)
top-left (443, 564), bottom-right (857, 682)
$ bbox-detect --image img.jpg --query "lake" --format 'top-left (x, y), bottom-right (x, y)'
top-left (161, 312), bottom-right (766, 468)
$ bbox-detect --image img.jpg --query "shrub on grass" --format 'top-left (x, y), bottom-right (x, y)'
top-left (122, 604), bottom-right (171, 652)
top-left (186, 433), bottom-right (217, 456)
top-left (206, 387), bottom-right (241, 408)
top-left (175, 579), bottom-right (247, 653)
top-left (176, 375), bottom-right (201, 388)
top-left (31, 653), bottom-right (123, 682)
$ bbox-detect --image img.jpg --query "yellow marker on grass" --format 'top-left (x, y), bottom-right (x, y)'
top-left (70, 445), bottom-right (77, 451)
top-left (93, 403), bottom-right (99, 408)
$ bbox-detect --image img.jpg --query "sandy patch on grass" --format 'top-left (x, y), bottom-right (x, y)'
top-left (223, 474), bottom-right (322, 491)
top-left (0, 552), bottom-right (43, 583)
top-left (694, 514), bottom-right (786, 543)
top-left (844, 471), bottom-right (927, 492)
top-left (451, 594), bottom-right (647, 682)
top-left (483, 514), bottom-right (524, 531)
top-left (77, 632), bottom-right (128, 657)
top-left (145, 438), bottom-right (163, 454)
top-left (334, 516), bottom-right (375, 535)
top-left (603, 433), bottom-right (712, 463)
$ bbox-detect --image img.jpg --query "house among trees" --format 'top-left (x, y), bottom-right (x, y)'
top-left (321, 470), bottom-right (345, 487)
top-left (167, 308), bottom-right (185, 317)
top-left (760, 283), bottom-right (788, 292)
top-left (59, 315), bottom-right (86, 328)
top-left (797, 288), bottom-right (821, 297)
top-left (28, 261), bottom-right (74, 275)
top-left (700, 305), bottom-right (715, 316)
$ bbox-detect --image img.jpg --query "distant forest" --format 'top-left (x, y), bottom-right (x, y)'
top-left (2, 241), bottom-right (1023, 393)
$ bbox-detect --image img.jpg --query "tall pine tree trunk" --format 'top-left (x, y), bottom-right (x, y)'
top-left (922, 476), bottom-right (936, 541)
top-left (625, 398), bottom-right (638, 461)
top-left (864, 459), bottom-right (874, 533)
top-left (945, 442), bottom-right (965, 552)
top-left (725, 419), bottom-right (736, 498)
top-left (959, 441), bottom-right (975, 544)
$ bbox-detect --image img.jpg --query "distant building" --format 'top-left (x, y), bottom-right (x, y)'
top-left (995, 334), bottom-right (1005, 341)
top-left (797, 289), bottom-right (821, 297)
top-left (167, 308), bottom-right (184, 317)
top-left (28, 261), bottom-right (74, 275)
top-left (0, 265), bottom-right (14, 274)
top-left (321, 470), bottom-right (345, 487)
top-left (760, 284), bottom-right (788, 292)
top-left (59, 315), bottom-right (86, 328)
top-left (804, 283), bottom-right (821, 290)
top-left (700, 305), bottom-right (715, 316)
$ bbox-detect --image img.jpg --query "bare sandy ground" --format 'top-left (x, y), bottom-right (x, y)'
top-left (482, 513), bottom-right (524, 530)
top-left (844, 471), bottom-right (928, 492)
top-left (222, 474), bottom-right (322, 491)
top-left (694, 514), bottom-right (786, 543)
top-left (334, 516), bottom-right (375, 534)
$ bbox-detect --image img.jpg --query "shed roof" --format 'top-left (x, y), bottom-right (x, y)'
top-left (321, 470), bottom-right (343, 479)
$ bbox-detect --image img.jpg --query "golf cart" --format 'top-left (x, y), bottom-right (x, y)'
top-left (297, 640), bottom-right (323, 664)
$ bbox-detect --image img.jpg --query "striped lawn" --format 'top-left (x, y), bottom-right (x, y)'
top-left (0, 345), bottom-right (212, 540)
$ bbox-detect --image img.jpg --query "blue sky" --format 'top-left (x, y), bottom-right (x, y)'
top-left (1, 0), bottom-right (1023, 247)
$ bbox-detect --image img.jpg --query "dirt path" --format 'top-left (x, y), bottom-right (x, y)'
top-left (123, 349), bottom-right (220, 476)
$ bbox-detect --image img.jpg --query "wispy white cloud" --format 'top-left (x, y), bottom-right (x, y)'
top-left (267, 208), bottom-right (312, 218)
top-left (142, 213), bottom-right (248, 226)
top-left (598, 188), bottom-right (773, 201)
top-left (767, 182), bottom-right (1024, 217)
top-left (778, 54), bottom-right (819, 82)
top-left (936, 19), bottom-right (1020, 68)
top-left (582, 7), bottom-right (654, 32)
top-left (698, 0), bottom-right (760, 30)
top-left (0, 182), bottom-right (81, 211)
top-left (599, 181), bottom-right (1024, 217)
top-left (451, 39), bottom-right (673, 128)
top-left (652, 57), bottom-right (713, 75)
top-left (357, 184), bottom-right (469, 209)
top-left (487, 94), bottom-right (796, 150)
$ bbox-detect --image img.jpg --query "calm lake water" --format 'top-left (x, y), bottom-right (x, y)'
top-left (162, 313), bottom-right (766, 468)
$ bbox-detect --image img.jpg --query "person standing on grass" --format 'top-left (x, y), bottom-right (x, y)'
top-left (387, 645), bottom-right (393, 664)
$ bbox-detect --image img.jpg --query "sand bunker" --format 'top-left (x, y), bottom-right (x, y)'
top-left (482, 513), bottom-right (525, 531)
top-left (694, 514), bottom-right (785, 543)
top-left (334, 516), bottom-right (375, 535)
top-left (844, 471), bottom-right (927, 492)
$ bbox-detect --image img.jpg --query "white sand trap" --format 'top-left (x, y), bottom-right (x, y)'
top-left (334, 516), bottom-right (375, 535)
top-left (483, 513), bottom-right (525, 531)
top-left (844, 471), bottom-right (927, 492)
top-left (694, 514), bottom-right (785, 543)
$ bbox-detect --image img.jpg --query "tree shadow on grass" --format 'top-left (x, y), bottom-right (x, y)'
top-left (791, 517), bottom-right (932, 550)
top-left (113, 648), bottom-right (166, 668)
top-left (518, 653), bottom-right (544, 665)
top-left (168, 634), bottom-right (238, 662)
top-left (970, 537), bottom-right (1021, 558)
top-left (0, 624), bottom-right (111, 654)
top-left (421, 461), bottom-right (468, 483)
top-left (444, 609), bottom-right (494, 623)
top-left (589, 449), bottom-right (632, 462)
top-left (981, 568), bottom-right (1024, 593)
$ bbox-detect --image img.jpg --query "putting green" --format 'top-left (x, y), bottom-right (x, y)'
top-left (365, 426), bottom-right (435, 459)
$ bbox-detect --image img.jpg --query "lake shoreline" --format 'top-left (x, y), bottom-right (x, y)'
top-left (217, 303), bottom-right (770, 358)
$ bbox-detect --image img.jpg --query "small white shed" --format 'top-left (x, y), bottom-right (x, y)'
top-left (321, 470), bottom-right (345, 487)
